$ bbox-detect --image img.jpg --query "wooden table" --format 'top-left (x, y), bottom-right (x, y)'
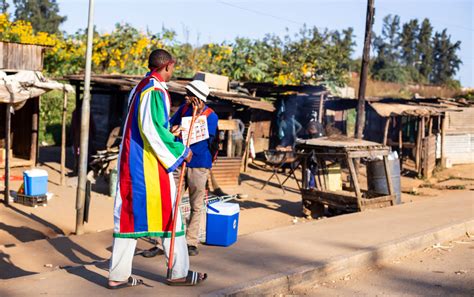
top-left (296, 137), bottom-right (396, 217)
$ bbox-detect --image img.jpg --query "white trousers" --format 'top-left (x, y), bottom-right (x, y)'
top-left (109, 236), bottom-right (189, 281)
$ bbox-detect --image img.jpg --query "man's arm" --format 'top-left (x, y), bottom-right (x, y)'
top-left (139, 90), bottom-right (190, 172)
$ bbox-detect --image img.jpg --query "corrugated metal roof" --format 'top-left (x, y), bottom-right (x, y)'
top-left (369, 102), bottom-right (446, 117)
top-left (65, 74), bottom-right (274, 112)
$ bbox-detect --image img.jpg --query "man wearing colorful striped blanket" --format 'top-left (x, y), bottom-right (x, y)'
top-left (107, 49), bottom-right (207, 289)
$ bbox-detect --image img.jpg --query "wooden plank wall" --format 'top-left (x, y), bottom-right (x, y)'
top-left (422, 135), bottom-right (436, 178)
top-left (446, 108), bottom-right (474, 134)
top-left (0, 42), bottom-right (44, 71)
top-left (211, 157), bottom-right (241, 187)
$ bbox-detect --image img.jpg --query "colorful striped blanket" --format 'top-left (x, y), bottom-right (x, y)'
top-left (113, 71), bottom-right (189, 238)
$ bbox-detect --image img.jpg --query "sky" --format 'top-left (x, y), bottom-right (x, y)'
top-left (10, 0), bottom-right (474, 86)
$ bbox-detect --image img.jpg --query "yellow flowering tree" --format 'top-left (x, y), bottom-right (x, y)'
top-left (1, 13), bottom-right (355, 86)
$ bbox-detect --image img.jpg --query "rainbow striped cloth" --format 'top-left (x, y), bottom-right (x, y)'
top-left (113, 71), bottom-right (189, 238)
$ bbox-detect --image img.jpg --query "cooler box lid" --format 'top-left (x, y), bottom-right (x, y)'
top-left (207, 202), bottom-right (239, 216)
top-left (24, 169), bottom-right (48, 177)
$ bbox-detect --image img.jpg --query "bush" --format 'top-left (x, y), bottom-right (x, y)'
top-left (39, 90), bottom-right (76, 146)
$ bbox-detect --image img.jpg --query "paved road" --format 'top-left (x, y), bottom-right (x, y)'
top-left (0, 192), bottom-right (472, 296)
top-left (293, 235), bottom-right (474, 296)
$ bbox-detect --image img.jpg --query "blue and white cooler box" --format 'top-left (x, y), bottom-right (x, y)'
top-left (206, 202), bottom-right (239, 247)
top-left (23, 169), bottom-right (48, 196)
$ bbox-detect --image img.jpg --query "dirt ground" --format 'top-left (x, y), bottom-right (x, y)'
top-left (0, 147), bottom-right (305, 246)
top-left (1, 146), bottom-right (473, 247)
top-left (292, 235), bottom-right (474, 296)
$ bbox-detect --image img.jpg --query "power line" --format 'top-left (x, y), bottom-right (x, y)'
top-left (216, 0), bottom-right (304, 26)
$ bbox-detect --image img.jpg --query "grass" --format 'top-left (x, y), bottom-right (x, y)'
top-left (349, 77), bottom-right (459, 99)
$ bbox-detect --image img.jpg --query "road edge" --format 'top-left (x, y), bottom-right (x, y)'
top-left (202, 219), bottom-right (474, 296)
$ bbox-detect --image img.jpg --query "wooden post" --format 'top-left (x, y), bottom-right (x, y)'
top-left (347, 156), bottom-right (363, 211)
top-left (441, 114), bottom-right (447, 168)
top-left (415, 117), bottom-right (422, 172)
top-left (4, 104), bottom-right (11, 205)
top-left (226, 115), bottom-right (233, 157)
top-left (383, 117), bottom-right (390, 145)
top-left (398, 116), bottom-right (403, 171)
top-left (318, 92), bottom-right (324, 124)
top-left (428, 116), bottom-right (433, 136)
top-left (242, 122), bottom-right (253, 172)
top-left (60, 90), bottom-right (68, 185)
top-left (30, 97), bottom-right (39, 167)
top-left (383, 155), bottom-right (396, 205)
top-left (355, 0), bottom-right (375, 140)
top-left (418, 117), bottom-right (426, 175)
top-left (76, 0), bottom-right (95, 235)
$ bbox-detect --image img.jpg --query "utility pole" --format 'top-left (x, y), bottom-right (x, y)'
top-left (356, 0), bottom-right (375, 139)
top-left (75, 0), bottom-right (95, 235)
top-left (4, 103), bottom-right (11, 206)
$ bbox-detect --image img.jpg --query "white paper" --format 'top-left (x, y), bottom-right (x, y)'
top-left (181, 115), bottom-right (209, 145)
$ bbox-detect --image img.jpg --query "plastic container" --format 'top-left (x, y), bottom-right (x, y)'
top-left (23, 169), bottom-right (48, 196)
top-left (327, 164), bottom-right (342, 191)
top-left (206, 202), bottom-right (240, 246)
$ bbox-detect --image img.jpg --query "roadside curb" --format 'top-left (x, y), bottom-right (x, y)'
top-left (203, 219), bottom-right (474, 296)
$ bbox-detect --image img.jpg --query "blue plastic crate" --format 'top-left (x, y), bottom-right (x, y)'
top-left (23, 169), bottom-right (48, 196)
top-left (206, 202), bottom-right (239, 247)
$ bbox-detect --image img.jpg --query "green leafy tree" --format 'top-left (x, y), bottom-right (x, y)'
top-left (400, 19), bottom-right (419, 66)
top-left (1, 0), bottom-right (8, 13)
top-left (380, 14), bottom-right (401, 63)
top-left (331, 27), bottom-right (356, 71)
top-left (13, 0), bottom-right (66, 34)
top-left (371, 15), bottom-right (406, 82)
top-left (400, 19), bottom-right (422, 82)
top-left (431, 29), bottom-right (462, 85)
top-left (416, 18), bottom-right (434, 82)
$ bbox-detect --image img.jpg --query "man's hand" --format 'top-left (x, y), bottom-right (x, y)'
top-left (171, 125), bottom-right (182, 137)
top-left (185, 95), bottom-right (204, 111)
top-left (185, 149), bottom-right (193, 163)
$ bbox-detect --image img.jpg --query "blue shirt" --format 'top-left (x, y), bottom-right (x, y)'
top-left (170, 104), bottom-right (218, 169)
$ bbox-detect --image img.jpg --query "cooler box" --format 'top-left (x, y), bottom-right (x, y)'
top-left (206, 202), bottom-right (239, 247)
top-left (23, 169), bottom-right (48, 196)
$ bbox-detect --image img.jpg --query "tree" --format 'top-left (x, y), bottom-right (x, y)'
top-left (371, 14), bottom-right (407, 82)
top-left (431, 29), bottom-right (462, 85)
top-left (416, 18), bottom-right (434, 82)
top-left (1, 0), bottom-right (8, 13)
top-left (400, 19), bottom-right (419, 66)
top-left (380, 14), bottom-right (401, 64)
top-left (13, 0), bottom-right (66, 34)
top-left (331, 27), bottom-right (356, 72)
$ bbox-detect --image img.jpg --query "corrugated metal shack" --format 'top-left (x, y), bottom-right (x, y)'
top-left (66, 74), bottom-right (275, 188)
top-left (243, 82), bottom-right (328, 148)
top-left (324, 97), bottom-right (466, 178)
top-left (0, 42), bottom-right (47, 168)
top-left (1, 41), bottom-right (73, 204)
top-left (443, 104), bottom-right (474, 165)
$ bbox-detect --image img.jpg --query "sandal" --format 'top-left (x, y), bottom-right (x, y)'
top-left (167, 270), bottom-right (207, 286)
top-left (107, 276), bottom-right (145, 290)
top-left (188, 245), bottom-right (199, 256)
top-left (142, 246), bottom-right (163, 258)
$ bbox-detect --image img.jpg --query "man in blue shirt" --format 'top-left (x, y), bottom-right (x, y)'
top-left (170, 80), bottom-right (218, 256)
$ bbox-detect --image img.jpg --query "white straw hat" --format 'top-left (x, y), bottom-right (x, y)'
top-left (185, 80), bottom-right (210, 102)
